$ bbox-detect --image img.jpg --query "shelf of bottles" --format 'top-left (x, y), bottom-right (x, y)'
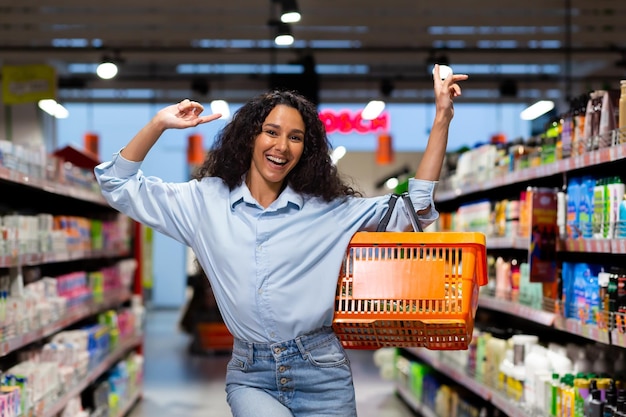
top-left (436, 130), bottom-right (626, 204)
top-left (40, 333), bottom-right (143, 417)
top-left (0, 248), bottom-right (130, 269)
top-left (402, 347), bottom-right (535, 417)
top-left (0, 164), bottom-right (106, 206)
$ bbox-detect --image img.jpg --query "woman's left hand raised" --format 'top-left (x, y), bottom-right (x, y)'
top-left (156, 99), bottom-right (222, 130)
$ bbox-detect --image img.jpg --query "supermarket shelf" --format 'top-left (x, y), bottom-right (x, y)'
top-left (436, 142), bottom-right (626, 203)
top-left (612, 329), bottom-right (626, 348)
top-left (41, 333), bottom-right (143, 417)
top-left (0, 165), bottom-right (106, 206)
top-left (478, 295), bottom-right (556, 327)
top-left (0, 248), bottom-right (131, 269)
top-left (479, 295), bottom-right (614, 345)
top-left (487, 236), bottom-right (530, 250)
top-left (0, 289), bottom-right (132, 357)
top-left (395, 383), bottom-right (438, 417)
top-left (484, 236), bottom-right (626, 254)
top-left (402, 348), bottom-right (538, 417)
top-left (404, 348), bottom-right (491, 400)
top-left (490, 390), bottom-right (535, 417)
top-left (553, 316), bottom-right (611, 345)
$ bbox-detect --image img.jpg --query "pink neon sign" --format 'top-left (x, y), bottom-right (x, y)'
top-left (318, 110), bottom-right (389, 134)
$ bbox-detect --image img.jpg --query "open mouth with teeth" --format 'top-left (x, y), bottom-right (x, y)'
top-left (267, 155), bottom-right (288, 166)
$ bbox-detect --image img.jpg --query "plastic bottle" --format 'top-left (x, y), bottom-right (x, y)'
top-left (594, 178), bottom-right (606, 239)
top-left (587, 388), bottom-right (605, 417)
top-left (574, 347), bottom-right (593, 374)
top-left (605, 387), bottom-right (617, 417)
top-left (576, 378), bottom-right (591, 417)
top-left (615, 390), bottom-right (626, 417)
top-left (592, 347), bottom-right (611, 376)
top-left (607, 178), bottom-right (624, 238)
top-left (525, 344), bottom-right (551, 410)
top-left (551, 373), bottom-right (561, 417)
top-left (585, 379), bottom-right (599, 416)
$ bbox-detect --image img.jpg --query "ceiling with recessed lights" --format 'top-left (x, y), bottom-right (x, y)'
top-left (1, 0), bottom-right (625, 105)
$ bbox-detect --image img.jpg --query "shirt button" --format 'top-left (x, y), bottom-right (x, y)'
top-left (280, 377), bottom-right (288, 384)
top-left (274, 347), bottom-right (281, 354)
top-left (279, 366), bottom-right (286, 372)
top-left (258, 289), bottom-right (262, 294)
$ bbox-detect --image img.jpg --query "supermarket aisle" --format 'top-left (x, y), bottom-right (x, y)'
top-left (128, 309), bottom-right (412, 417)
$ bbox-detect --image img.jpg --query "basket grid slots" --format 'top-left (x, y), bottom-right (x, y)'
top-left (333, 240), bottom-right (482, 351)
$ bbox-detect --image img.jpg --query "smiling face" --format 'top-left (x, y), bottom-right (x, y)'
top-left (246, 104), bottom-right (305, 200)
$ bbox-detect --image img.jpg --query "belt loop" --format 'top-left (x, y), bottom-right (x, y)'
top-left (295, 337), bottom-right (307, 359)
top-left (247, 341), bottom-right (254, 363)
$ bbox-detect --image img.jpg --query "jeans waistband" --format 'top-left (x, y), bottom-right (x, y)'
top-left (232, 327), bottom-right (336, 361)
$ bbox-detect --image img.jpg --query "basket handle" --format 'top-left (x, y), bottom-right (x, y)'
top-left (376, 192), bottom-right (424, 233)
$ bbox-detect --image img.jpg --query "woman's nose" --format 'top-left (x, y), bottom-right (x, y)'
top-left (274, 135), bottom-right (289, 151)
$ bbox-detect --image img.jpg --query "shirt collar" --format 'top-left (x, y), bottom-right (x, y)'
top-left (229, 181), bottom-right (303, 211)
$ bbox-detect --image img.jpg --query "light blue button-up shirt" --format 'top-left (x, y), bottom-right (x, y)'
top-left (95, 151), bottom-right (439, 343)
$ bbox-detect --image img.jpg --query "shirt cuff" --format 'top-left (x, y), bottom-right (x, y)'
top-left (408, 178), bottom-right (437, 209)
top-left (95, 148), bottom-right (142, 177)
top-left (407, 178), bottom-right (439, 225)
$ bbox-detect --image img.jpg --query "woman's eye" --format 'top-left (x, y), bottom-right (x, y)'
top-left (290, 135), bottom-right (303, 142)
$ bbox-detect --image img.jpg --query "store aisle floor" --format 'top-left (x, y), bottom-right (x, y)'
top-left (128, 309), bottom-right (413, 417)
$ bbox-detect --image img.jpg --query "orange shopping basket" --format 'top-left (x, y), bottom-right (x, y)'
top-left (332, 193), bottom-right (488, 351)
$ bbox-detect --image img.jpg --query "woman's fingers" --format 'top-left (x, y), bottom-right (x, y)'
top-left (198, 113), bottom-right (223, 124)
top-left (177, 99), bottom-right (205, 118)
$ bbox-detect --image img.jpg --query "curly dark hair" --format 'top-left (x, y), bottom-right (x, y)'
top-left (194, 90), bottom-right (361, 201)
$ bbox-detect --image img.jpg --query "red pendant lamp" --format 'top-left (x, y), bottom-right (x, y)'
top-left (376, 133), bottom-right (393, 165)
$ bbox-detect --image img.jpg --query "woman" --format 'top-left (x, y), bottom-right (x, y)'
top-left (94, 64), bottom-right (468, 416)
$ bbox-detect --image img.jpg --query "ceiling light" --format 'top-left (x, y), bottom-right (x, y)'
top-left (210, 100), bottom-right (231, 119)
top-left (274, 23), bottom-right (294, 46)
top-left (520, 100), bottom-right (555, 120)
top-left (361, 100), bottom-right (385, 120)
top-left (331, 145), bottom-right (347, 164)
top-left (38, 99), bottom-right (69, 119)
top-left (385, 178), bottom-right (399, 190)
top-left (96, 60), bottom-right (118, 79)
top-left (280, 0), bottom-right (301, 23)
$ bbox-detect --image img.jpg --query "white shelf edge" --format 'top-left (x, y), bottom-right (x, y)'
top-left (0, 166), bottom-right (107, 206)
top-left (478, 295), bottom-right (556, 327)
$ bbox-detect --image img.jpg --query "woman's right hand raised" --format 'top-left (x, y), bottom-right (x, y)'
top-left (156, 99), bottom-right (222, 130)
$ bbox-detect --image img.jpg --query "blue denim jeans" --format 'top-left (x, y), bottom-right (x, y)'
top-left (225, 327), bottom-right (357, 417)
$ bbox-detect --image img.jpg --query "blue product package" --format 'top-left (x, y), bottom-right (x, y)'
top-left (566, 177), bottom-right (581, 239)
top-left (561, 262), bottom-right (574, 318)
top-left (579, 176), bottom-right (596, 239)
top-left (573, 263), bottom-right (590, 321)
